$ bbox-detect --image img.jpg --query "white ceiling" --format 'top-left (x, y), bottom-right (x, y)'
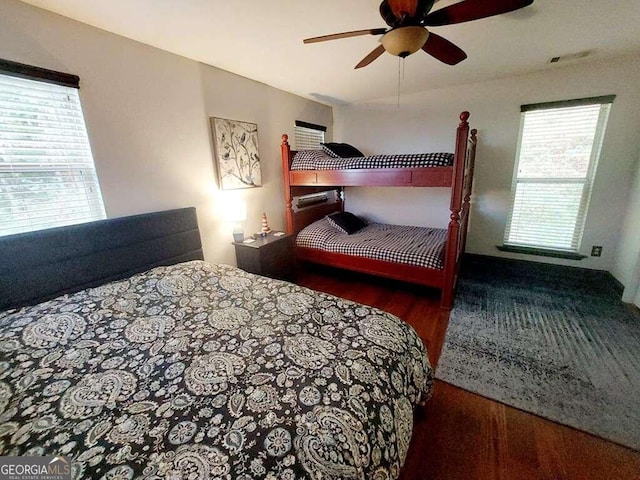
top-left (18, 0), bottom-right (640, 105)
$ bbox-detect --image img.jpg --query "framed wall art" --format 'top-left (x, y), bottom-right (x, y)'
top-left (211, 117), bottom-right (262, 190)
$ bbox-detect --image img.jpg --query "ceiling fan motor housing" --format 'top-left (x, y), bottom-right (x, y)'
top-left (379, 0), bottom-right (436, 27)
top-left (381, 26), bottom-right (430, 57)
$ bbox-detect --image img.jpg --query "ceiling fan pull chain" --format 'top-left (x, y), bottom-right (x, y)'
top-left (397, 56), bottom-right (401, 108)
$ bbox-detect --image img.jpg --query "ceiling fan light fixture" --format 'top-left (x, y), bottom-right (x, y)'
top-left (381, 26), bottom-right (429, 57)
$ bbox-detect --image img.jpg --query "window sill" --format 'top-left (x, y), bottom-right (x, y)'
top-left (497, 245), bottom-right (587, 260)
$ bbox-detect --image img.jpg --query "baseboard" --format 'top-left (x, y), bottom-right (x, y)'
top-left (462, 253), bottom-right (622, 297)
top-left (606, 272), bottom-right (625, 296)
top-left (463, 253), bottom-right (603, 274)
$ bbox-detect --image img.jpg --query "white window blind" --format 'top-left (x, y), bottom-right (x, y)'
top-left (0, 71), bottom-right (105, 237)
top-left (294, 120), bottom-right (326, 150)
top-left (504, 97), bottom-right (613, 253)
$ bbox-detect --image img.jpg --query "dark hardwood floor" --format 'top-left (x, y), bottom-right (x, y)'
top-left (295, 264), bottom-right (640, 480)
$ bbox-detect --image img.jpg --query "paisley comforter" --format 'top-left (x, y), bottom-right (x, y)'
top-left (0, 260), bottom-right (433, 479)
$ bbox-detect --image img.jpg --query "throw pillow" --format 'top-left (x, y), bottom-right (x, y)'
top-left (326, 211), bottom-right (367, 235)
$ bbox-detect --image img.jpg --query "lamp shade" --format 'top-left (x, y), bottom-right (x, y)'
top-left (381, 26), bottom-right (429, 58)
top-left (225, 199), bottom-right (247, 223)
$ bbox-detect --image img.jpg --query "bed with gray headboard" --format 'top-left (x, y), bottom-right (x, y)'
top-left (0, 207), bottom-right (203, 311)
top-left (0, 207), bottom-right (432, 479)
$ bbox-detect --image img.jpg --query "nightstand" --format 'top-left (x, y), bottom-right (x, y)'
top-left (233, 233), bottom-right (295, 280)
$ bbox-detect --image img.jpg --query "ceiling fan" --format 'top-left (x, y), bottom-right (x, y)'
top-left (304, 0), bottom-right (534, 68)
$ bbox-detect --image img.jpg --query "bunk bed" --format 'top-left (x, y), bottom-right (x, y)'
top-left (281, 111), bottom-right (477, 309)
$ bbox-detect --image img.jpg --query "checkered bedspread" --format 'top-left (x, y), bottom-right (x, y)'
top-left (296, 218), bottom-right (447, 269)
top-left (291, 150), bottom-right (454, 170)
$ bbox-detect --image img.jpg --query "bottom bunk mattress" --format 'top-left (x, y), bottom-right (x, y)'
top-left (297, 218), bottom-right (448, 270)
top-left (0, 260), bottom-right (433, 479)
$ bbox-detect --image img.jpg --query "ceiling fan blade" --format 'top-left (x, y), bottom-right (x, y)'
top-left (425, 0), bottom-right (534, 27)
top-left (422, 32), bottom-right (467, 65)
top-left (304, 28), bottom-right (387, 44)
top-left (355, 45), bottom-right (386, 69)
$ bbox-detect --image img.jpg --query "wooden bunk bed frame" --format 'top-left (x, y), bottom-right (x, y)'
top-left (281, 111), bottom-right (477, 309)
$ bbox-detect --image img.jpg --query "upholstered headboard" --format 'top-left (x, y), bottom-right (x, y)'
top-left (0, 207), bottom-right (203, 311)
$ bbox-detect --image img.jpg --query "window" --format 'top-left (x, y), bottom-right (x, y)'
top-left (294, 120), bottom-right (326, 150)
top-left (503, 96), bottom-right (614, 256)
top-left (0, 59), bottom-right (105, 237)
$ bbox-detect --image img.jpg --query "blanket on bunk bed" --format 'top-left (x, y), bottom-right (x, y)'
top-left (297, 219), bottom-right (448, 270)
top-left (291, 150), bottom-right (454, 170)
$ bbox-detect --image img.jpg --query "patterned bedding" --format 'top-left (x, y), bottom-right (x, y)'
top-left (297, 219), bottom-right (448, 270)
top-left (0, 260), bottom-right (432, 479)
top-left (291, 150), bottom-right (454, 170)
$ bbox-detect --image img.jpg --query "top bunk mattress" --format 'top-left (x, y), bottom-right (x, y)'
top-left (297, 218), bottom-right (447, 270)
top-left (291, 150), bottom-right (454, 170)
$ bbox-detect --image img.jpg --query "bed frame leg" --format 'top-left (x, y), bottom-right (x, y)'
top-left (439, 112), bottom-right (470, 311)
top-left (440, 284), bottom-right (454, 310)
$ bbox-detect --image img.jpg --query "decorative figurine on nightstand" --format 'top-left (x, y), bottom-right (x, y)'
top-left (261, 212), bottom-right (272, 236)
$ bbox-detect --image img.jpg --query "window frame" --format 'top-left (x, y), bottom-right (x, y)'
top-left (501, 95), bottom-right (614, 259)
top-left (294, 120), bottom-right (326, 150)
top-left (0, 58), bottom-right (106, 237)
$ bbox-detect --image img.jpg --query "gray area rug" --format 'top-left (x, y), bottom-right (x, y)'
top-left (435, 255), bottom-right (640, 451)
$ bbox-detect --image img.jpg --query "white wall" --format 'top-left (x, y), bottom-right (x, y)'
top-left (334, 55), bottom-right (640, 280)
top-left (0, 0), bottom-right (332, 266)
top-left (198, 66), bottom-right (331, 262)
top-left (617, 156), bottom-right (640, 302)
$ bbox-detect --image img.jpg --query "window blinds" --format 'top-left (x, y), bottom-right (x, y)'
top-left (504, 98), bottom-right (612, 252)
top-left (0, 73), bottom-right (106, 237)
top-left (294, 121), bottom-right (326, 150)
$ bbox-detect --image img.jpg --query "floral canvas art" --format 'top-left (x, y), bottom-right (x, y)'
top-left (211, 117), bottom-right (262, 190)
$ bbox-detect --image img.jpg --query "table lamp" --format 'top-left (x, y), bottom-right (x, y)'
top-left (227, 199), bottom-right (247, 242)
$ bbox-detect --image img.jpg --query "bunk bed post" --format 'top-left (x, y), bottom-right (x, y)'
top-left (441, 112), bottom-right (470, 309)
top-left (281, 134), bottom-right (294, 234)
top-left (460, 128), bottom-right (478, 255)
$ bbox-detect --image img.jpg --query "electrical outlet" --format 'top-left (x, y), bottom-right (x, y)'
top-left (591, 246), bottom-right (602, 257)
